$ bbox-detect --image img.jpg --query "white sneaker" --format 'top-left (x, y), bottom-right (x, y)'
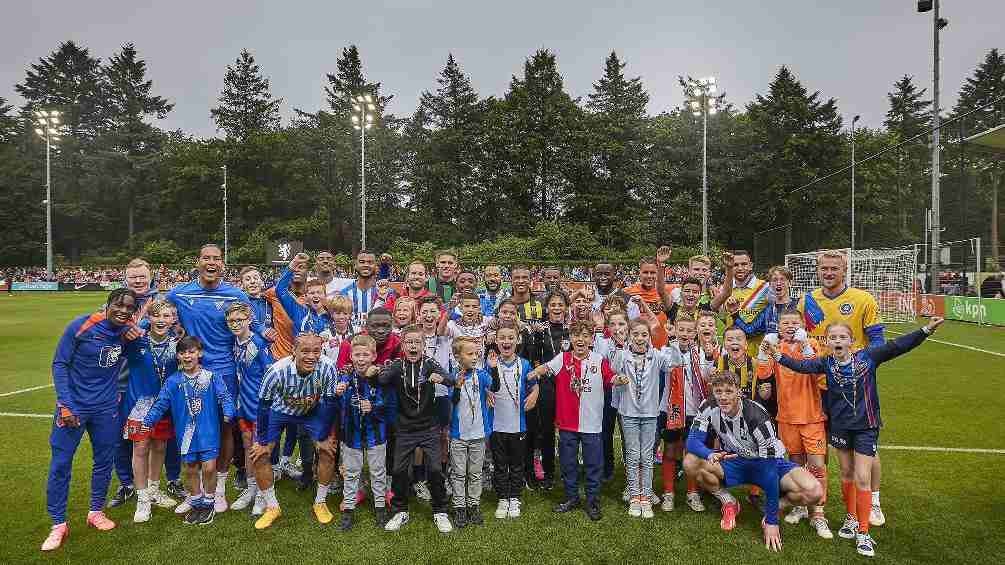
top-left (661, 492), bottom-right (674, 512)
top-left (231, 488), bottom-right (256, 511)
top-left (869, 504), bottom-right (886, 526)
top-left (433, 512), bottom-right (453, 533)
top-left (838, 514), bottom-right (859, 539)
top-left (251, 493), bottom-right (266, 516)
top-left (384, 511), bottom-right (410, 531)
top-left (686, 492), bottom-right (705, 512)
top-left (648, 492), bottom-right (661, 506)
top-left (133, 499), bottom-right (152, 523)
top-left (621, 486), bottom-right (631, 502)
top-left (495, 499), bottom-right (510, 519)
top-left (414, 481), bottom-right (432, 501)
top-left (174, 496), bottom-right (193, 515)
top-left (640, 501), bottom-right (654, 519)
top-left (283, 460), bottom-right (303, 481)
top-left (811, 515), bottom-right (834, 539)
top-left (150, 488), bottom-right (177, 508)
top-left (856, 532), bottom-right (877, 557)
top-left (214, 495), bottom-right (229, 513)
top-left (507, 498), bottom-right (521, 518)
top-left (628, 498), bottom-right (642, 517)
top-left (784, 505), bottom-right (808, 524)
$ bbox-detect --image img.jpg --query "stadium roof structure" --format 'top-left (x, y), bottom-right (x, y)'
top-left (964, 123), bottom-right (1005, 152)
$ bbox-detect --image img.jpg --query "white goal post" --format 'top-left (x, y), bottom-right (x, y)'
top-left (784, 247), bottom-right (919, 323)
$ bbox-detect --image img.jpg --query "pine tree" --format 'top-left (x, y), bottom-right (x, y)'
top-left (884, 75), bottom-right (930, 238)
top-left (103, 43), bottom-right (173, 241)
top-left (16, 41), bottom-right (109, 139)
top-left (745, 66), bottom-right (843, 251)
top-left (574, 51), bottom-right (650, 245)
top-left (211, 49), bottom-right (282, 140)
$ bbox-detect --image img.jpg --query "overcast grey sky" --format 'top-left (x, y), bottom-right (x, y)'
top-left (3, 1), bottom-right (1002, 138)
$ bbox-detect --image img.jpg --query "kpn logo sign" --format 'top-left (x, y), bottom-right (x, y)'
top-left (948, 297), bottom-right (986, 323)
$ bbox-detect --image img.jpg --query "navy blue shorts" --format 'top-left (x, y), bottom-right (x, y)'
top-left (261, 406), bottom-right (334, 445)
top-left (721, 457), bottom-right (800, 488)
top-left (828, 428), bottom-right (879, 456)
top-left (181, 448), bottom-right (219, 464)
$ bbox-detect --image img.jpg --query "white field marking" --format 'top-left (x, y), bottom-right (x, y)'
top-left (882, 445), bottom-right (1005, 455)
top-left (0, 383), bottom-right (53, 397)
top-left (886, 328), bottom-right (1005, 358)
top-left (0, 412), bottom-right (50, 419)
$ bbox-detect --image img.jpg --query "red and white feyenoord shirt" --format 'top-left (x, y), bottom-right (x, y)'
top-left (545, 351), bottom-right (617, 434)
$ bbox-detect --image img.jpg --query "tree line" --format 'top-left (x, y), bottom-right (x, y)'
top-left (0, 41), bottom-right (1002, 268)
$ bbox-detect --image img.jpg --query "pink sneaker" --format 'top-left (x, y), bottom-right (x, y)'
top-left (533, 456), bottom-right (545, 481)
top-left (41, 524), bottom-right (68, 551)
top-left (385, 489), bottom-right (394, 505)
top-left (355, 488), bottom-right (367, 506)
top-left (86, 511), bottom-right (116, 531)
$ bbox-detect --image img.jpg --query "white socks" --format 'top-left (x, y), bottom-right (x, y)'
top-left (711, 488), bottom-right (736, 505)
top-left (262, 486), bottom-right (279, 508)
top-left (216, 472), bottom-right (228, 495)
top-left (872, 491), bottom-right (881, 506)
top-left (315, 483), bottom-right (329, 504)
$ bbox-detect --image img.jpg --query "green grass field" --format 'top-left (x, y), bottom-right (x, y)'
top-left (2, 292), bottom-right (1003, 564)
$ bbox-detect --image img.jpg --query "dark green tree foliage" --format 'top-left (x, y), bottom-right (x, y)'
top-left (409, 54), bottom-right (487, 241)
top-left (572, 51), bottom-right (649, 242)
top-left (745, 66), bottom-right (844, 252)
top-left (884, 75), bottom-right (930, 239)
top-left (102, 43), bottom-right (173, 241)
top-left (211, 49), bottom-right (282, 140)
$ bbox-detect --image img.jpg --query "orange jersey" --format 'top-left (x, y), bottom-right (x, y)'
top-left (756, 339), bottom-right (826, 425)
top-left (624, 284), bottom-right (668, 323)
top-left (264, 287), bottom-right (298, 359)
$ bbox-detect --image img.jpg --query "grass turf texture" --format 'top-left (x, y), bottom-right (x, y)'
top-left (1, 292), bottom-right (1003, 564)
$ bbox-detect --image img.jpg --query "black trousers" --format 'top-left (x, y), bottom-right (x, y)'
top-left (391, 428), bottom-right (448, 514)
top-left (524, 380), bottom-right (556, 479)
top-left (491, 431), bottom-right (526, 499)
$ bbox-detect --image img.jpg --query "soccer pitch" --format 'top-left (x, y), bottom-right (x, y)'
top-left (1, 293), bottom-right (1003, 564)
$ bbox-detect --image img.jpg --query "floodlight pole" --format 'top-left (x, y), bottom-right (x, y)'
top-left (221, 165), bottom-right (228, 264)
top-left (360, 124), bottom-right (366, 251)
top-left (928, 0), bottom-right (943, 292)
top-left (702, 99), bottom-right (709, 257)
top-left (851, 115), bottom-right (860, 251)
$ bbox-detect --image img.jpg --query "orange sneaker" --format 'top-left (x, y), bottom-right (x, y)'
top-left (720, 501), bottom-right (740, 531)
top-left (86, 511), bottom-right (116, 531)
top-left (41, 524), bottom-right (68, 551)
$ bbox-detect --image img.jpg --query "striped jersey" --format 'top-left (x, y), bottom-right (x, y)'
top-left (545, 351), bottom-right (617, 434)
top-left (340, 280), bottom-right (389, 333)
top-left (259, 355), bottom-right (341, 417)
top-left (691, 398), bottom-right (786, 459)
top-left (337, 372), bottom-right (387, 449)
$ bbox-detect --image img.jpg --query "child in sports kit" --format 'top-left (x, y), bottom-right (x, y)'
top-left (391, 297), bottom-right (416, 335)
top-left (322, 295), bottom-right (355, 359)
top-left (527, 320), bottom-right (625, 522)
top-left (224, 302), bottom-right (274, 515)
top-left (336, 335), bottom-right (389, 531)
top-left (448, 337), bottom-right (499, 528)
top-left (661, 315), bottom-right (713, 513)
top-left (609, 319), bottom-right (673, 519)
top-left (277, 255), bottom-right (333, 336)
top-left (415, 296), bottom-right (452, 499)
top-left (768, 317), bottom-right (944, 558)
top-left (378, 325), bottom-right (454, 533)
top-left (123, 300), bottom-right (179, 523)
top-left (141, 336), bottom-right (236, 526)
top-left (489, 321), bottom-right (538, 520)
top-left (719, 327), bottom-right (775, 417)
top-left (755, 308), bottom-right (832, 539)
top-left (239, 266), bottom-right (273, 331)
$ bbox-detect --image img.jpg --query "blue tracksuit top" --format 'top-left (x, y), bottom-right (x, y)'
top-left (52, 313), bottom-right (129, 415)
top-left (167, 280), bottom-right (257, 377)
top-left (234, 333), bottom-right (274, 421)
top-left (337, 372), bottom-right (387, 449)
top-left (276, 267), bottom-right (333, 336)
top-left (123, 334), bottom-right (177, 414)
top-left (143, 368), bottom-right (235, 456)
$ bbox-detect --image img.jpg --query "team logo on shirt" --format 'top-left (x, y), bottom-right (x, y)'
top-left (839, 302), bottom-right (853, 315)
top-left (99, 345), bottom-right (122, 367)
top-left (215, 300), bottom-right (226, 311)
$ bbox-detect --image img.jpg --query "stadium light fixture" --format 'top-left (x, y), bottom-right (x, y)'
top-left (33, 109), bottom-right (63, 276)
top-left (349, 93), bottom-right (379, 250)
top-left (686, 76), bottom-right (722, 256)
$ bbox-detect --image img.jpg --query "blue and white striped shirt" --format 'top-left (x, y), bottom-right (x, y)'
top-left (258, 355), bottom-right (340, 417)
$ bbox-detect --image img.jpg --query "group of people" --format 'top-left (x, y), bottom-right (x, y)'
top-left (41, 244), bottom-right (943, 558)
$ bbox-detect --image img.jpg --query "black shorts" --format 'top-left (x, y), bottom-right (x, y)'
top-left (828, 428), bottom-right (879, 456)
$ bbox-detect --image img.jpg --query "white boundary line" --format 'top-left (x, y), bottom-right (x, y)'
top-left (887, 329), bottom-right (1005, 358)
top-left (0, 412), bottom-right (50, 419)
top-left (883, 445), bottom-right (1005, 455)
top-left (0, 383), bottom-right (53, 397)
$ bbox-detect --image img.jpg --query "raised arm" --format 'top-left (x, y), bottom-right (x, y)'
top-left (709, 252), bottom-right (735, 311)
top-left (867, 318), bottom-right (942, 366)
top-left (655, 245), bottom-right (674, 311)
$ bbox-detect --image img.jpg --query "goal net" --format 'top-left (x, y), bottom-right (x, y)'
top-left (785, 247), bottom-right (919, 323)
